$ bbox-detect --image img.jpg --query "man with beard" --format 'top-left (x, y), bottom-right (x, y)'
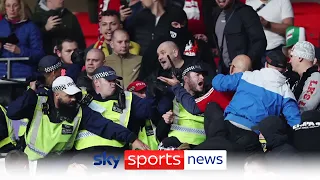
top-left (289, 41), bottom-right (320, 112)
top-left (74, 66), bottom-right (160, 151)
top-left (6, 76), bottom-right (148, 172)
top-left (156, 64), bottom-right (207, 148)
top-left (157, 54), bottom-right (251, 115)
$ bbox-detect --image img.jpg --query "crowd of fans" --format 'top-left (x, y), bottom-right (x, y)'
top-left (0, 0), bottom-right (320, 176)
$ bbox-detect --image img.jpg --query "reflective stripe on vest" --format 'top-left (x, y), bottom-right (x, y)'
top-left (25, 96), bottom-right (82, 160)
top-left (170, 124), bottom-right (205, 135)
top-left (18, 119), bottom-right (29, 137)
top-left (0, 105), bottom-right (16, 149)
top-left (75, 91), bottom-right (132, 150)
top-left (168, 99), bottom-right (205, 145)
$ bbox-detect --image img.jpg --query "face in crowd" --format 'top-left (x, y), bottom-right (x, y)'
top-left (4, 0), bottom-right (22, 20)
top-left (57, 40), bottom-right (78, 64)
top-left (47, 0), bottom-right (64, 10)
top-left (110, 30), bottom-right (130, 56)
top-left (215, 0), bottom-right (234, 9)
top-left (184, 72), bottom-right (205, 93)
top-left (100, 15), bottom-right (121, 43)
top-left (85, 49), bottom-right (105, 76)
top-left (157, 42), bottom-right (179, 70)
top-left (94, 78), bottom-right (117, 98)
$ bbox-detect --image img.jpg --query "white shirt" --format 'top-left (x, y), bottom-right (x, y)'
top-left (246, 0), bottom-right (294, 50)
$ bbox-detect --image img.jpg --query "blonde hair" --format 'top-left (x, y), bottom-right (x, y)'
top-left (0, 0), bottom-right (27, 20)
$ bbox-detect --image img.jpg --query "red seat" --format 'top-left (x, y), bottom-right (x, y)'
top-left (292, 2), bottom-right (320, 15)
top-left (74, 12), bottom-right (99, 47)
top-left (293, 2), bottom-right (320, 47)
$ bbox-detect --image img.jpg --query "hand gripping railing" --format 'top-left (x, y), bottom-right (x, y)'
top-left (0, 57), bottom-right (29, 84)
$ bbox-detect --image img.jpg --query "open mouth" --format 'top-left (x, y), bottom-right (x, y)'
top-left (217, 0), bottom-right (226, 5)
top-left (160, 61), bottom-right (167, 65)
top-left (198, 81), bottom-right (204, 86)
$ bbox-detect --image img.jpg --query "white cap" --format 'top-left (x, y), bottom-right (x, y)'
top-left (291, 41), bottom-right (315, 61)
top-left (52, 76), bottom-right (81, 95)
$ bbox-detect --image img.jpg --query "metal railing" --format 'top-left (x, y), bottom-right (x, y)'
top-left (0, 57), bottom-right (29, 84)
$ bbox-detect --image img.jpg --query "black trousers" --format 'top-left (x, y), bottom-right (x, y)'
top-left (202, 102), bottom-right (262, 155)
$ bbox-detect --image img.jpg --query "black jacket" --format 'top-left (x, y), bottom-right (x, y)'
top-left (203, 0), bottom-right (267, 73)
top-left (76, 71), bottom-right (93, 92)
top-left (126, 7), bottom-right (184, 55)
top-left (32, 3), bottom-right (86, 55)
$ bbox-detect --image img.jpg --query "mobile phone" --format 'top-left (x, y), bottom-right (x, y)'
top-left (120, 0), bottom-right (129, 9)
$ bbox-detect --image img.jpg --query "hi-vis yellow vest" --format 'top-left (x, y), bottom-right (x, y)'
top-left (18, 119), bottom-right (28, 137)
top-left (168, 99), bottom-right (206, 145)
top-left (0, 105), bottom-right (16, 149)
top-left (138, 119), bottom-right (159, 150)
top-left (24, 96), bottom-right (82, 161)
top-left (18, 87), bottom-right (50, 137)
top-left (74, 91), bottom-right (133, 150)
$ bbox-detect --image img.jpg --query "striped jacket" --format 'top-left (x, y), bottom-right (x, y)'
top-left (212, 68), bottom-right (301, 129)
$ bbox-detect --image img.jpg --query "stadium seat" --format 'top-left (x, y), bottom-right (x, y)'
top-left (293, 2), bottom-right (320, 47)
top-left (74, 12), bottom-right (99, 47)
top-left (292, 2), bottom-right (320, 15)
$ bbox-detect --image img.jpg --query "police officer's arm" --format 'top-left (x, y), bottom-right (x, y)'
top-left (171, 84), bottom-right (201, 115)
top-left (130, 94), bottom-right (157, 120)
top-left (81, 106), bottom-right (138, 144)
top-left (282, 88), bottom-right (301, 127)
top-left (7, 89), bottom-right (37, 120)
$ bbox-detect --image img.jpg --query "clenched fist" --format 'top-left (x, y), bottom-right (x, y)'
top-left (162, 110), bottom-right (174, 124)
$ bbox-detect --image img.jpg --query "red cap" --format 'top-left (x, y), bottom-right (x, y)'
top-left (127, 81), bottom-right (147, 92)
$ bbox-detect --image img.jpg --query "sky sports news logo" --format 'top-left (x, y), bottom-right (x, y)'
top-left (124, 150), bottom-right (227, 170)
top-left (93, 150), bottom-right (226, 170)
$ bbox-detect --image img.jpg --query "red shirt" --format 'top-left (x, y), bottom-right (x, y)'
top-left (195, 88), bottom-right (234, 113)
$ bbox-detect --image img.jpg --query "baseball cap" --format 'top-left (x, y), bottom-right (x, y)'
top-left (266, 50), bottom-right (287, 69)
top-left (282, 26), bottom-right (306, 57)
top-left (290, 41), bottom-right (315, 61)
top-left (52, 76), bottom-right (81, 95)
top-left (182, 64), bottom-right (208, 77)
top-left (92, 66), bottom-right (123, 81)
top-left (127, 81), bottom-right (147, 92)
top-left (38, 55), bottom-right (62, 73)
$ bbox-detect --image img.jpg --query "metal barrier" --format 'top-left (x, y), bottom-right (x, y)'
top-left (0, 57), bottom-right (29, 84)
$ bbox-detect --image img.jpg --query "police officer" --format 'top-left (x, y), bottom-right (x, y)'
top-left (37, 55), bottom-right (63, 88)
top-left (0, 105), bottom-right (16, 153)
top-left (7, 76), bottom-right (148, 163)
top-left (126, 81), bottom-right (159, 150)
top-left (17, 55), bottom-right (63, 140)
top-left (74, 66), bottom-right (160, 151)
top-left (157, 64), bottom-right (207, 148)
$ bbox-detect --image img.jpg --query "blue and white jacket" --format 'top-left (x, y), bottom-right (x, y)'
top-left (212, 68), bottom-right (301, 130)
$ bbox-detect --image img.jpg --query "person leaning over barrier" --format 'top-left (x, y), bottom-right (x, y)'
top-left (6, 76), bottom-right (148, 162)
top-left (211, 50), bottom-right (301, 154)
